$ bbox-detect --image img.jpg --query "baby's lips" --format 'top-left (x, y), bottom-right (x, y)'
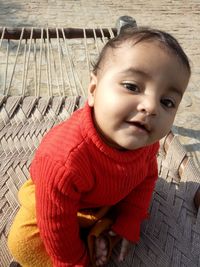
top-left (126, 120), bottom-right (151, 133)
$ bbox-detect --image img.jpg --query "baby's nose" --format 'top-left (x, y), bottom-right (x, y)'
top-left (137, 96), bottom-right (158, 116)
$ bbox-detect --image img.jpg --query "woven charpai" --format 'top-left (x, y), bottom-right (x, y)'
top-left (0, 96), bottom-right (200, 267)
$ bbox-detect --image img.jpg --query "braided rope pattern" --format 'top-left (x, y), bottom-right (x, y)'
top-left (0, 95), bottom-right (82, 266)
top-left (109, 139), bottom-right (200, 267)
top-left (0, 96), bottom-right (200, 267)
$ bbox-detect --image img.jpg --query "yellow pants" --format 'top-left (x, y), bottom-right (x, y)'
top-left (7, 179), bottom-right (52, 267)
top-left (8, 179), bottom-right (116, 267)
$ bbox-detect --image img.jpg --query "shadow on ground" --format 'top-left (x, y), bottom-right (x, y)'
top-left (173, 125), bottom-right (200, 152)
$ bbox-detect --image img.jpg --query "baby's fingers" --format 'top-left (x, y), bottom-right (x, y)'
top-left (119, 238), bottom-right (130, 262)
top-left (95, 236), bottom-right (108, 266)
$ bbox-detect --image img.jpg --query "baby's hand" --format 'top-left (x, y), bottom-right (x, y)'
top-left (109, 231), bottom-right (130, 262)
top-left (94, 231), bottom-right (130, 266)
top-left (95, 235), bottom-right (108, 266)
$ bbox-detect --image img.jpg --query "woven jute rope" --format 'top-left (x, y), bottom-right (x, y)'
top-left (0, 27), bottom-right (115, 97)
top-left (0, 96), bottom-right (200, 267)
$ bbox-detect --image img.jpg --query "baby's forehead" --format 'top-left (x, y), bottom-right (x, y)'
top-left (100, 39), bottom-right (184, 70)
top-left (97, 40), bottom-right (189, 92)
top-left (98, 40), bottom-right (164, 70)
top-left (95, 41), bottom-right (189, 92)
top-left (98, 41), bottom-right (134, 69)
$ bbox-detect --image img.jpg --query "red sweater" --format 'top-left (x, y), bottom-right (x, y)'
top-left (30, 102), bottom-right (159, 267)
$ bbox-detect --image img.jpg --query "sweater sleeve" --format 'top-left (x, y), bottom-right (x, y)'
top-left (111, 144), bottom-right (159, 243)
top-left (30, 155), bottom-right (89, 267)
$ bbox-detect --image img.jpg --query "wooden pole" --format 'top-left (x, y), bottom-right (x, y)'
top-left (0, 27), bottom-right (117, 40)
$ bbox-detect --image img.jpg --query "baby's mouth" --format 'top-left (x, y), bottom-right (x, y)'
top-left (126, 121), bottom-right (150, 133)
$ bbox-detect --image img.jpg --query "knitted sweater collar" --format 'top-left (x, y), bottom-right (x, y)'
top-left (80, 102), bottom-right (148, 163)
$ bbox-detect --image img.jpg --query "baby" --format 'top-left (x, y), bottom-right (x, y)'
top-left (8, 26), bottom-right (191, 267)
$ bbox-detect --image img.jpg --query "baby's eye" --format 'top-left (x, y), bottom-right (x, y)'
top-left (161, 98), bottom-right (176, 108)
top-left (122, 82), bottom-right (140, 92)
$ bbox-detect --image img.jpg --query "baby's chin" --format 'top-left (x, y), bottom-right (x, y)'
top-left (110, 141), bottom-right (148, 151)
top-left (114, 138), bottom-right (160, 151)
top-left (99, 131), bottom-right (159, 151)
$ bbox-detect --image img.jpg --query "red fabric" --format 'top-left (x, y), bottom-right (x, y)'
top-left (30, 102), bottom-right (159, 267)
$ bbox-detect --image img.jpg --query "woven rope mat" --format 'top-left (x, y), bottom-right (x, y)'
top-left (0, 96), bottom-right (200, 267)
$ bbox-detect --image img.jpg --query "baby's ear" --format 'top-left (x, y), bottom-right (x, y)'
top-left (88, 72), bottom-right (97, 107)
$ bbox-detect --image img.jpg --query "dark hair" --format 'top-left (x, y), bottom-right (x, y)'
top-left (92, 27), bottom-right (191, 76)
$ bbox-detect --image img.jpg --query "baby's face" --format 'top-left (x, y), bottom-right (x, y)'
top-left (88, 41), bottom-right (190, 150)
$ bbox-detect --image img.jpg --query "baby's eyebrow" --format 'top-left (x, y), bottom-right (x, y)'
top-left (120, 67), bottom-right (151, 79)
top-left (168, 86), bottom-right (183, 98)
